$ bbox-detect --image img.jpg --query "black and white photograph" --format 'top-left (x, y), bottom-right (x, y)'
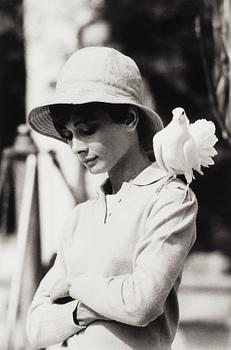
top-left (0, 1), bottom-right (230, 349)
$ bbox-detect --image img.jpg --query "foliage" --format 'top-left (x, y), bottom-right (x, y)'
top-left (198, 0), bottom-right (231, 143)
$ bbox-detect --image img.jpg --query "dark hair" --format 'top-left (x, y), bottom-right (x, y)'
top-left (49, 102), bottom-right (154, 155)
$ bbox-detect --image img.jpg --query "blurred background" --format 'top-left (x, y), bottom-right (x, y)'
top-left (0, 0), bottom-right (231, 349)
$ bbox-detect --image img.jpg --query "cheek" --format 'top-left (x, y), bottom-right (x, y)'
top-left (85, 141), bottom-right (110, 164)
top-left (104, 138), bottom-right (130, 163)
top-left (89, 133), bottom-right (114, 153)
top-left (89, 127), bottom-right (130, 161)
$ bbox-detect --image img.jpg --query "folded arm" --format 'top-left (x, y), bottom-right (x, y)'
top-left (26, 254), bottom-right (85, 349)
top-left (26, 206), bottom-right (105, 349)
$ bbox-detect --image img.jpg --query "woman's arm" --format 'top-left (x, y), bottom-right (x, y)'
top-left (27, 205), bottom-right (107, 349)
top-left (69, 182), bottom-right (198, 327)
top-left (26, 253), bottom-right (85, 349)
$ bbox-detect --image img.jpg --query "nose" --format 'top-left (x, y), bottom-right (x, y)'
top-left (70, 137), bottom-right (88, 154)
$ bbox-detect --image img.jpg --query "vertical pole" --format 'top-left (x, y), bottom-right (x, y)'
top-left (6, 125), bottom-right (41, 350)
top-left (223, 0), bottom-right (231, 133)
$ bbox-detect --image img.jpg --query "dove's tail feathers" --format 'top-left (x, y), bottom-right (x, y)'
top-left (197, 169), bottom-right (204, 175)
top-left (190, 119), bottom-right (215, 136)
top-left (184, 169), bottom-right (194, 185)
top-left (200, 155), bottom-right (215, 166)
top-left (200, 147), bottom-right (218, 157)
top-left (204, 134), bottom-right (218, 147)
top-left (189, 119), bottom-right (218, 170)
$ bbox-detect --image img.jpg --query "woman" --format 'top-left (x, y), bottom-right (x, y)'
top-left (26, 47), bottom-right (197, 350)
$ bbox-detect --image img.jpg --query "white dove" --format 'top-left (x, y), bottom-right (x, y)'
top-left (153, 107), bottom-right (218, 189)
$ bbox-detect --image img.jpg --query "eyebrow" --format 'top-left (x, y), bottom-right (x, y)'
top-left (71, 119), bottom-right (86, 127)
top-left (70, 112), bottom-right (104, 125)
top-left (66, 117), bottom-right (96, 129)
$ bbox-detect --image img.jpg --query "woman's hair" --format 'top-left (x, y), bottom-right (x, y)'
top-left (50, 102), bottom-right (155, 156)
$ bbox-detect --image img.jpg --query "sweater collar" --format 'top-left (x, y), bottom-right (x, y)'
top-left (98, 162), bottom-right (168, 195)
top-left (129, 162), bottom-right (168, 186)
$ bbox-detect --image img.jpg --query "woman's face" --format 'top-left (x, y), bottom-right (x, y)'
top-left (61, 106), bottom-right (136, 174)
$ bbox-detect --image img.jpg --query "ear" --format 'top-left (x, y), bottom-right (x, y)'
top-left (125, 106), bottom-right (139, 131)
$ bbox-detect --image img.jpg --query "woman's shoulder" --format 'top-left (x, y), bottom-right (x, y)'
top-left (137, 162), bottom-right (196, 198)
top-left (155, 176), bottom-right (198, 208)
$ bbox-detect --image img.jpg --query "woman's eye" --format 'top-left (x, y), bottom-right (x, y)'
top-left (78, 125), bottom-right (97, 136)
top-left (59, 128), bottom-right (73, 141)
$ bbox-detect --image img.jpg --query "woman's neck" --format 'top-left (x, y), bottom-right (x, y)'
top-left (108, 145), bottom-right (150, 194)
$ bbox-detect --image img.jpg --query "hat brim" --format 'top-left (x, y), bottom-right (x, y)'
top-left (28, 92), bottom-right (163, 151)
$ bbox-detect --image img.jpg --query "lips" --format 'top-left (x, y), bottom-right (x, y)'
top-left (83, 156), bottom-right (98, 165)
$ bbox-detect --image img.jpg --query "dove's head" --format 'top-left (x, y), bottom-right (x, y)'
top-left (172, 107), bottom-right (189, 125)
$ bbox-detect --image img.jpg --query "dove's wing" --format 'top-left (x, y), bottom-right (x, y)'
top-left (153, 132), bottom-right (168, 172)
top-left (183, 138), bottom-right (200, 183)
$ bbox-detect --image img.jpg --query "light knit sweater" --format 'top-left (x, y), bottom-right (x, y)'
top-left (27, 162), bottom-right (197, 350)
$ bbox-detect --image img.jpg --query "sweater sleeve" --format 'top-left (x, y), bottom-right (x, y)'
top-left (69, 182), bottom-right (198, 327)
top-left (26, 207), bottom-right (85, 349)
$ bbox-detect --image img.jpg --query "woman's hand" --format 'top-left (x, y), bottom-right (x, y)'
top-left (50, 278), bottom-right (71, 302)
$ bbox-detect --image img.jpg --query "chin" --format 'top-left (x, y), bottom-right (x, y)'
top-left (87, 164), bottom-right (109, 175)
